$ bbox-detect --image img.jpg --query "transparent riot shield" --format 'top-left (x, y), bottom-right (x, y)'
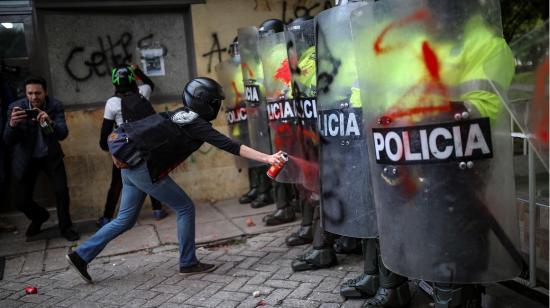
top-left (215, 56), bottom-right (254, 168)
top-left (238, 27), bottom-right (272, 159)
top-left (351, 0), bottom-right (522, 283)
top-left (287, 19), bottom-right (320, 193)
top-left (259, 30), bottom-right (304, 184)
top-left (485, 22), bottom-right (549, 171)
top-left (316, 2), bottom-right (378, 239)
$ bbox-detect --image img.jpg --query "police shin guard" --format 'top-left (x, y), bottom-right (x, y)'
top-left (239, 168), bottom-right (259, 204)
top-left (263, 183), bottom-right (295, 226)
top-left (432, 284), bottom-right (483, 308)
top-left (285, 198), bottom-right (315, 246)
top-left (291, 204), bottom-right (337, 272)
top-left (251, 166), bottom-right (274, 208)
top-left (341, 239), bottom-right (379, 299)
top-left (364, 239), bottom-right (410, 308)
top-left (334, 236), bottom-right (363, 254)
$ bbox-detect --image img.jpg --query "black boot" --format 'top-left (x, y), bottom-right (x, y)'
top-left (239, 168), bottom-right (259, 204)
top-left (341, 273), bottom-right (380, 298)
top-left (364, 239), bottom-right (410, 308)
top-left (432, 284), bottom-right (483, 308)
top-left (292, 204), bottom-right (337, 271)
top-left (286, 197), bottom-right (315, 246)
top-left (286, 225), bottom-right (313, 246)
top-left (291, 247), bottom-right (337, 271)
top-left (334, 236), bottom-right (363, 254)
top-left (341, 239), bottom-right (379, 299)
top-left (263, 207), bottom-right (295, 226)
top-left (250, 168), bottom-right (274, 208)
top-left (363, 283), bottom-right (411, 308)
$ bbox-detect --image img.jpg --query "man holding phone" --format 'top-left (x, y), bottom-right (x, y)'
top-left (3, 76), bottom-right (79, 241)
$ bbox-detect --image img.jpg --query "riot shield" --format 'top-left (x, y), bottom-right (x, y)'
top-left (316, 2), bottom-right (378, 239)
top-left (287, 19), bottom-right (320, 193)
top-left (259, 30), bottom-right (304, 183)
top-left (351, 0), bottom-right (522, 283)
top-left (238, 27), bottom-right (272, 158)
top-left (215, 56), bottom-right (254, 168)
top-left (485, 22), bottom-right (549, 171)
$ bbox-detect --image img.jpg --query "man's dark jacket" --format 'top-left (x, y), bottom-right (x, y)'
top-left (3, 96), bottom-right (69, 179)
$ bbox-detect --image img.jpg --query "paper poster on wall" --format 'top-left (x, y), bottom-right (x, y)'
top-left (139, 48), bottom-right (165, 76)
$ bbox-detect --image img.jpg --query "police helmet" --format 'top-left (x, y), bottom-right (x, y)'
top-left (112, 66), bottom-right (136, 87)
top-left (228, 37), bottom-right (239, 57)
top-left (182, 77), bottom-right (225, 121)
top-left (259, 19), bottom-right (284, 35)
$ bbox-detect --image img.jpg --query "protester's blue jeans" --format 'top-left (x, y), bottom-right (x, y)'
top-left (75, 162), bottom-right (198, 267)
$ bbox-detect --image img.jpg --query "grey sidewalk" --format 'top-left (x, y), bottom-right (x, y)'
top-left (0, 199), bottom-right (546, 307)
top-left (0, 198), bottom-right (299, 278)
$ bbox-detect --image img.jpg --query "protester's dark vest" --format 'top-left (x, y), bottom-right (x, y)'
top-left (122, 108), bottom-right (204, 182)
top-left (119, 92), bottom-right (156, 124)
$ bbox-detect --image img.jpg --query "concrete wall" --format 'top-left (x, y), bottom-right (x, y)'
top-left (41, 11), bottom-right (192, 105)
top-left (60, 102), bottom-right (248, 220)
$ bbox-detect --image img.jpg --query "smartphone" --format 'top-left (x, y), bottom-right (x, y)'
top-left (25, 109), bottom-right (39, 119)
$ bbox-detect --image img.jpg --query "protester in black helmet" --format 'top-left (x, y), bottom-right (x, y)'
top-left (67, 77), bottom-right (286, 283)
top-left (97, 64), bottom-right (168, 228)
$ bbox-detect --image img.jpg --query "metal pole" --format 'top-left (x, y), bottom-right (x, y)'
top-left (528, 144), bottom-right (537, 287)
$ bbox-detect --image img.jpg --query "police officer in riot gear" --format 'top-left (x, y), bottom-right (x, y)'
top-left (314, 1), bottom-right (412, 306)
top-left (67, 77), bottom-right (286, 283)
top-left (217, 38), bottom-right (274, 208)
top-left (258, 18), bottom-right (298, 226)
top-left (351, 0), bottom-right (522, 307)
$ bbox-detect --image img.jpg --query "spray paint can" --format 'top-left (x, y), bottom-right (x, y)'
top-left (266, 152), bottom-right (288, 179)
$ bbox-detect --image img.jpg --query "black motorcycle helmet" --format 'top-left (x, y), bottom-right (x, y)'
top-left (259, 19), bottom-right (285, 35)
top-left (112, 65), bottom-right (137, 93)
top-left (182, 77), bottom-right (225, 121)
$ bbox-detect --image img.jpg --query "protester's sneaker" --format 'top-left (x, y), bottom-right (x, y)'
top-left (179, 262), bottom-right (218, 276)
top-left (66, 252), bottom-right (92, 283)
top-left (153, 209), bottom-right (168, 220)
top-left (96, 217), bottom-right (111, 228)
top-left (61, 228), bottom-right (80, 241)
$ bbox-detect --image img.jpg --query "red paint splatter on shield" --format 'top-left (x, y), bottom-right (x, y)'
top-left (274, 58), bottom-right (291, 85)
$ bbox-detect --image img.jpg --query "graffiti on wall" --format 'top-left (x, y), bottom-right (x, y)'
top-left (202, 33), bottom-right (227, 74)
top-left (281, 0), bottom-right (332, 24)
top-left (64, 32), bottom-right (167, 82)
top-left (200, 1), bottom-right (331, 73)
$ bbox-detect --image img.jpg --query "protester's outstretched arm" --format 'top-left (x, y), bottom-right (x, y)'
top-left (240, 145), bottom-right (284, 166)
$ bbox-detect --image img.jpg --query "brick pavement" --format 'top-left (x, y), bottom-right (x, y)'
top-left (0, 226), bottom-right (546, 307)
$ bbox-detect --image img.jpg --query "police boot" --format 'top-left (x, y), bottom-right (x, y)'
top-left (334, 236), bottom-right (362, 254)
top-left (292, 205), bottom-right (337, 271)
top-left (250, 168), bottom-right (274, 208)
top-left (432, 284), bottom-right (483, 308)
top-left (263, 207), bottom-right (295, 226)
top-left (363, 239), bottom-right (410, 308)
top-left (286, 198), bottom-right (315, 246)
top-left (291, 247), bottom-right (337, 271)
top-left (239, 168), bottom-right (259, 204)
top-left (341, 239), bottom-right (379, 299)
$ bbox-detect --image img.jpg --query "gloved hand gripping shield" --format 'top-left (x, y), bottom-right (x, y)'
top-left (215, 55), bottom-right (253, 168)
top-left (315, 2), bottom-right (378, 239)
top-left (287, 18), bottom-right (320, 193)
top-left (485, 22), bottom-right (549, 171)
top-left (351, 0), bottom-right (522, 283)
top-left (238, 27), bottom-right (272, 158)
top-left (259, 30), bottom-right (304, 183)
